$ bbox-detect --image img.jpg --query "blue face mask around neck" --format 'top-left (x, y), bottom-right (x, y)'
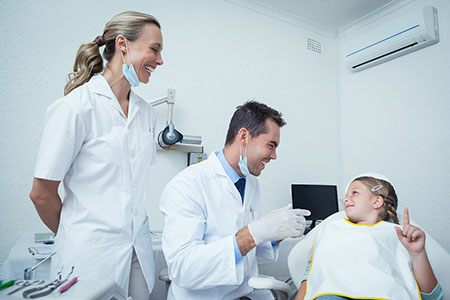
top-left (121, 41), bottom-right (140, 87)
top-left (238, 137), bottom-right (250, 177)
top-left (122, 63), bottom-right (139, 87)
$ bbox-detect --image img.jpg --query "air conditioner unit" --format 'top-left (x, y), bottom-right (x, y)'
top-left (345, 6), bottom-right (439, 72)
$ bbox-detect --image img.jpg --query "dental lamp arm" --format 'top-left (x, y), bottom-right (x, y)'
top-left (150, 89), bottom-right (175, 124)
top-left (150, 89), bottom-right (183, 147)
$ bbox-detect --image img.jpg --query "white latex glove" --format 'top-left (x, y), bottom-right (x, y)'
top-left (247, 204), bottom-right (311, 245)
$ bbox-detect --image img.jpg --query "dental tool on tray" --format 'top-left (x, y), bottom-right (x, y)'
top-left (22, 266), bottom-right (74, 298)
top-left (58, 276), bottom-right (78, 295)
top-left (7, 280), bottom-right (45, 296)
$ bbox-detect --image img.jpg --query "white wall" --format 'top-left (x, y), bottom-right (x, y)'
top-left (0, 0), bottom-right (338, 264)
top-left (337, 0), bottom-right (450, 251)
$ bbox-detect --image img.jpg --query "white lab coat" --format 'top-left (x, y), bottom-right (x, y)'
top-left (33, 75), bottom-right (157, 294)
top-left (160, 152), bottom-right (278, 300)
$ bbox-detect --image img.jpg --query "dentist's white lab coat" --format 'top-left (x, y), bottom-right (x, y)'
top-left (33, 75), bottom-right (157, 294)
top-left (160, 152), bottom-right (278, 300)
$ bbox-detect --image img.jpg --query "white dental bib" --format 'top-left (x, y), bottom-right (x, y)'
top-left (304, 218), bottom-right (422, 300)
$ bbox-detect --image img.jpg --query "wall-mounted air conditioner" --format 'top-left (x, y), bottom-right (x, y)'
top-left (344, 6), bottom-right (439, 72)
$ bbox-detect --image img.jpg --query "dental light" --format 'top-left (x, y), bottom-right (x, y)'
top-left (150, 89), bottom-right (184, 148)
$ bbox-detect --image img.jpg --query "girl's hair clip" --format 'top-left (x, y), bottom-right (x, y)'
top-left (371, 185), bottom-right (383, 192)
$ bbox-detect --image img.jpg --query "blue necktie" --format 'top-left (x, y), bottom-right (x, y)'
top-left (234, 177), bottom-right (246, 203)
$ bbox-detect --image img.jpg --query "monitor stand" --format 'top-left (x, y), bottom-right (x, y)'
top-left (304, 220), bottom-right (317, 235)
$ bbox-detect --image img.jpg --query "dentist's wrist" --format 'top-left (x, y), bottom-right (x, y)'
top-left (236, 226), bottom-right (256, 256)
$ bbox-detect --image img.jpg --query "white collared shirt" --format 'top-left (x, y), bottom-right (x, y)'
top-left (34, 75), bottom-right (157, 294)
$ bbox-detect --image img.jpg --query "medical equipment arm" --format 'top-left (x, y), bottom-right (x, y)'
top-left (248, 277), bottom-right (290, 300)
top-left (248, 204), bottom-right (310, 245)
top-left (29, 178), bottom-right (62, 234)
top-left (150, 89), bottom-right (183, 147)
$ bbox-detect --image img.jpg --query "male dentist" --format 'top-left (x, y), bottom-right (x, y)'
top-left (160, 101), bottom-right (310, 299)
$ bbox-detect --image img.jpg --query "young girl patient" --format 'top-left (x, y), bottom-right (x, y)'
top-left (296, 173), bottom-right (443, 300)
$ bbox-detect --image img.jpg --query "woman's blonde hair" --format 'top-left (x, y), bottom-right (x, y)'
top-left (355, 176), bottom-right (399, 224)
top-left (64, 11), bottom-right (160, 95)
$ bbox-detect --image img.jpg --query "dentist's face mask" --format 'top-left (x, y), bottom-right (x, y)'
top-left (238, 136), bottom-right (250, 177)
top-left (121, 40), bottom-right (140, 87)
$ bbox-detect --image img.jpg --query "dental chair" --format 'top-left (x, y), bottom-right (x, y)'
top-left (248, 211), bottom-right (450, 300)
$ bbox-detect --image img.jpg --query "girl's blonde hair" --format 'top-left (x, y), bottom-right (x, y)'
top-left (64, 11), bottom-right (160, 95)
top-left (355, 176), bottom-right (399, 224)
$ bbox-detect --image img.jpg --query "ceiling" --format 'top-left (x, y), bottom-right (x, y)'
top-left (241, 0), bottom-right (398, 31)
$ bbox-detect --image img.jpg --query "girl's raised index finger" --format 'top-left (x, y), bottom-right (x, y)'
top-left (403, 207), bottom-right (410, 227)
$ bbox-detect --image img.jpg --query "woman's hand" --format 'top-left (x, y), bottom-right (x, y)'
top-left (395, 207), bottom-right (426, 255)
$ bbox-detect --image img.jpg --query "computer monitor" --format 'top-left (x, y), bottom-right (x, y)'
top-left (291, 184), bottom-right (338, 232)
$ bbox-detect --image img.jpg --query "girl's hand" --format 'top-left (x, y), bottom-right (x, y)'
top-left (395, 207), bottom-right (426, 255)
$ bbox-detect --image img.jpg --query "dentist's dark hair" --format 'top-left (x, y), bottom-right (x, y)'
top-left (64, 11), bottom-right (160, 96)
top-left (225, 101), bottom-right (286, 146)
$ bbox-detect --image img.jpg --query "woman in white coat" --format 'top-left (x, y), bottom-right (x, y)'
top-left (29, 11), bottom-right (163, 300)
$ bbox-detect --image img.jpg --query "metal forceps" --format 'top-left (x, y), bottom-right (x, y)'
top-left (6, 280), bottom-right (44, 295)
top-left (22, 266), bottom-right (74, 299)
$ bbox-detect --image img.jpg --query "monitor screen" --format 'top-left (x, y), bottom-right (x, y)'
top-left (291, 184), bottom-right (338, 221)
